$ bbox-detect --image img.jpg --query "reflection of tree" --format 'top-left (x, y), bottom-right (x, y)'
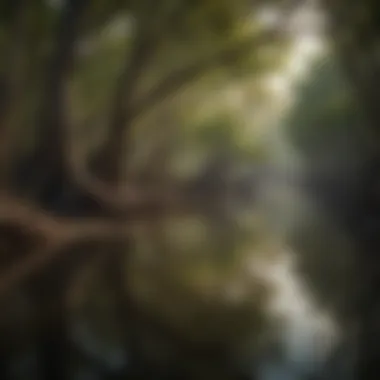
top-left (0, 1), bottom-right (297, 379)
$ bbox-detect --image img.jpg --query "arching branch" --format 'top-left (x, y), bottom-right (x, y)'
top-left (131, 33), bottom-right (279, 120)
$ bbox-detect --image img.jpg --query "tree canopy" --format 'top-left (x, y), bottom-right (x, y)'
top-left (0, 1), bottom-right (297, 379)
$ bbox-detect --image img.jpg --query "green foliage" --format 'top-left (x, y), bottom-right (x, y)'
top-left (189, 114), bottom-right (239, 150)
top-left (83, 0), bottom-right (129, 32)
top-left (285, 54), bottom-right (370, 160)
top-left (157, 0), bottom-right (254, 41)
top-left (290, 199), bottom-right (358, 322)
top-left (0, 0), bottom-right (292, 372)
top-left (282, 53), bottom-right (376, 322)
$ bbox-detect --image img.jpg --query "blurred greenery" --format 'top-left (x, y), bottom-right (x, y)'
top-left (0, 1), bottom-right (296, 379)
top-left (7, 0), bottom-right (380, 379)
top-left (285, 54), bottom-right (370, 162)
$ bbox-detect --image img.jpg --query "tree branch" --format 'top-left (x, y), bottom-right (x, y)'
top-left (0, 194), bottom-right (130, 241)
top-left (130, 32), bottom-right (281, 120)
top-left (0, 187), bottom-right (202, 295)
top-left (0, 195), bottom-right (124, 295)
top-left (128, 0), bottom-right (307, 121)
top-left (95, 2), bottom-right (181, 183)
top-left (72, 162), bottom-right (186, 212)
top-left (79, 31), bottom-right (280, 204)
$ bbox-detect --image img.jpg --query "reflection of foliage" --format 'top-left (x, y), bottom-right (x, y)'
top-left (129, 263), bottom-right (271, 350)
top-left (121, 210), bottom-right (275, 360)
top-left (289, 199), bottom-right (357, 322)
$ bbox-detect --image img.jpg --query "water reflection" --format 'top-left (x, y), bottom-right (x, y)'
top-left (246, 250), bottom-right (339, 380)
top-left (0, 191), bottom-right (344, 380)
top-left (71, 320), bottom-right (128, 372)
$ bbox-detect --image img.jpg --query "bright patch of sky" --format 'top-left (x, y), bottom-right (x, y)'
top-left (267, 35), bottom-right (325, 99)
top-left (210, 2), bottom-right (327, 157)
top-left (254, 2), bottom-right (328, 169)
top-left (264, 1), bottom-right (327, 108)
